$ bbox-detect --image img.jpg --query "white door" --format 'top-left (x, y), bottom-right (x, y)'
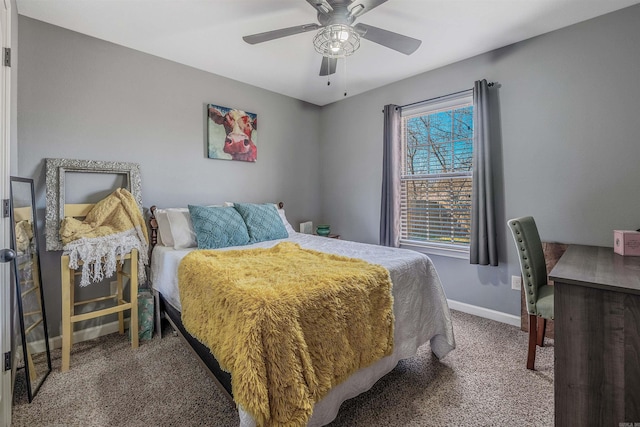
top-left (0, 0), bottom-right (12, 425)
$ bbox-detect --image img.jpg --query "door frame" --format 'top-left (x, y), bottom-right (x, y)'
top-left (0, 0), bottom-right (12, 425)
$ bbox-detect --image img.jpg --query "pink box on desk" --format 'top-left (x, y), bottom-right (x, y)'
top-left (613, 230), bottom-right (640, 256)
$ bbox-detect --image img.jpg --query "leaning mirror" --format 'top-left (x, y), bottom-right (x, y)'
top-left (10, 176), bottom-right (51, 402)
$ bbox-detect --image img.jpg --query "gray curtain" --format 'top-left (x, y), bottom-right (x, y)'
top-left (470, 79), bottom-right (498, 266)
top-left (379, 104), bottom-right (401, 247)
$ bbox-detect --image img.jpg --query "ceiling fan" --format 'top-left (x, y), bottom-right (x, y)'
top-left (243, 0), bottom-right (422, 76)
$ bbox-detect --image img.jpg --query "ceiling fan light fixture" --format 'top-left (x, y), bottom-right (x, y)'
top-left (313, 24), bottom-right (360, 58)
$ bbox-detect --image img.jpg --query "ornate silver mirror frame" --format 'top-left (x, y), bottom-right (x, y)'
top-left (44, 158), bottom-right (142, 251)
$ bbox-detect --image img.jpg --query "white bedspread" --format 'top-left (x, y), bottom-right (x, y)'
top-left (150, 232), bottom-right (455, 427)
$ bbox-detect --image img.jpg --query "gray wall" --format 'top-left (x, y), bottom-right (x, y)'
top-left (17, 17), bottom-right (322, 336)
top-left (319, 5), bottom-right (640, 315)
top-left (16, 5), bottom-right (640, 334)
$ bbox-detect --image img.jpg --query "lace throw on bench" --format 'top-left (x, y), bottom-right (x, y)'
top-left (59, 188), bottom-right (149, 287)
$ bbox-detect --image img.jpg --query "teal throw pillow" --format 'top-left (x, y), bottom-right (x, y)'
top-left (233, 203), bottom-right (288, 244)
top-left (188, 205), bottom-right (250, 249)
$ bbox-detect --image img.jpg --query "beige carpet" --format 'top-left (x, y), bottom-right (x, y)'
top-left (12, 310), bottom-right (554, 426)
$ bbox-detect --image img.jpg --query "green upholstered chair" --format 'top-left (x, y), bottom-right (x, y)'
top-left (507, 216), bottom-right (554, 370)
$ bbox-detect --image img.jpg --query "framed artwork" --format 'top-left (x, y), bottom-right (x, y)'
top-left (207, 103), bottom-right (258, 162)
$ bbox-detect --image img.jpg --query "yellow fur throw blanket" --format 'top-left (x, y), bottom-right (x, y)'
top-left (178, 242), bottom-right (394, 427)
top-left (60, 188), bottom-right (149, 287)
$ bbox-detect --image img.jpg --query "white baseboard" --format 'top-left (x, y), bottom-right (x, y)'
top-left (30, 319), bottom-right (129, 353)
top-left (447, 299), bottom-right (521, 327)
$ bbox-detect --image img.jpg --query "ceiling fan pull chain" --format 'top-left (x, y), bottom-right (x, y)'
top-left (344, 56), bottom-right (348, 97)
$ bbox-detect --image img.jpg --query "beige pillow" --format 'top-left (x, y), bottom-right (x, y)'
top-left (277, 208), bottom-right (296, 236)
top-left (166, 208), bottom-right (197, 249)
top-left (154, 209), bottom-right (173, 247)
top-left (156, 206), bottom-right (229, 248)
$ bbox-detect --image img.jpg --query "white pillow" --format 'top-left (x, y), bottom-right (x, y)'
top-left (225, 202), bottom-right (296, 237)
top-left (166, 208), bottom-right (197, 249)
top-left (156, 206), bottom-right (230, 249)
top-left (277, 208), bottom-right (296, 236)
top-left (154, 209), bottom-right (173, 247)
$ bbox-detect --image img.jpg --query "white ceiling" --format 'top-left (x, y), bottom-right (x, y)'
top-left (16, 0), bottom-right (640, 106)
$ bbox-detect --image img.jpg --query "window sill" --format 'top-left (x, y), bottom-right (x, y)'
top-left (399, 241), bottom-right (470, 260)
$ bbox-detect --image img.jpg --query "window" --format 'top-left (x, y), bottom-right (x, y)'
top-left (400, 92), bottom-right (473, 256)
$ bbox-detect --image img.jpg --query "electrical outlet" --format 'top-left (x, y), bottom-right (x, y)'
top-left (511, 275), bottom-right (522, 291)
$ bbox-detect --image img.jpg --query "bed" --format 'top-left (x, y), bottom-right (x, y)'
top-left (148, 204), bottom-right (455, 427)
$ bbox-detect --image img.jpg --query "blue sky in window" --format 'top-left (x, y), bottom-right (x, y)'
top-left (405, 106), bottom-right (473, 175)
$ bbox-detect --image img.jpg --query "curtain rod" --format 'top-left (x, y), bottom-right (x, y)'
top-left (386, 82), bottom-right (495, 112)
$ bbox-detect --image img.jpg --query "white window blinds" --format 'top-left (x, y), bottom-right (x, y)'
top-left (400, 92), bottom-right (473, 248)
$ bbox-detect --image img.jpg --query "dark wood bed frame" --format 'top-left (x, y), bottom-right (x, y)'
top-left (146, 202), bottom-right (285, 406)
top-left (147, 205), bottom-right (235, 404)
top-left (156, 292), bottom-right (233, 401)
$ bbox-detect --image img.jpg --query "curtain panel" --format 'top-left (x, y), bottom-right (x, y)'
top-left (470, 79), bottom-right (498, 266)
top-left (379, 104), bottom-right (401, 247)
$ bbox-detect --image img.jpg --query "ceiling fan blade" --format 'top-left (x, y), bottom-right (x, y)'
top-left (243, 23), bottom-right (320, 44)
top-left (348, 0), bottom-right (389, 18)
top-left (305, 0), bottom-right (333, 15)
top-left (319, 57), bottom-right (337, 76)
top-left (354, 23), bottom-right (421, 55)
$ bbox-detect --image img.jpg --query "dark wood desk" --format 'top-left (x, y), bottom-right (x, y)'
top-left (549, 245), bottom-right (640, 427)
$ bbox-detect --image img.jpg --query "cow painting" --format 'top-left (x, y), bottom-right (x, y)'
top-left (207, 104), bottom-right (258, 162)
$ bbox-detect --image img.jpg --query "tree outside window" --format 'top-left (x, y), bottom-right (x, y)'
top-left (401, 97), bottom-right (473, 247)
